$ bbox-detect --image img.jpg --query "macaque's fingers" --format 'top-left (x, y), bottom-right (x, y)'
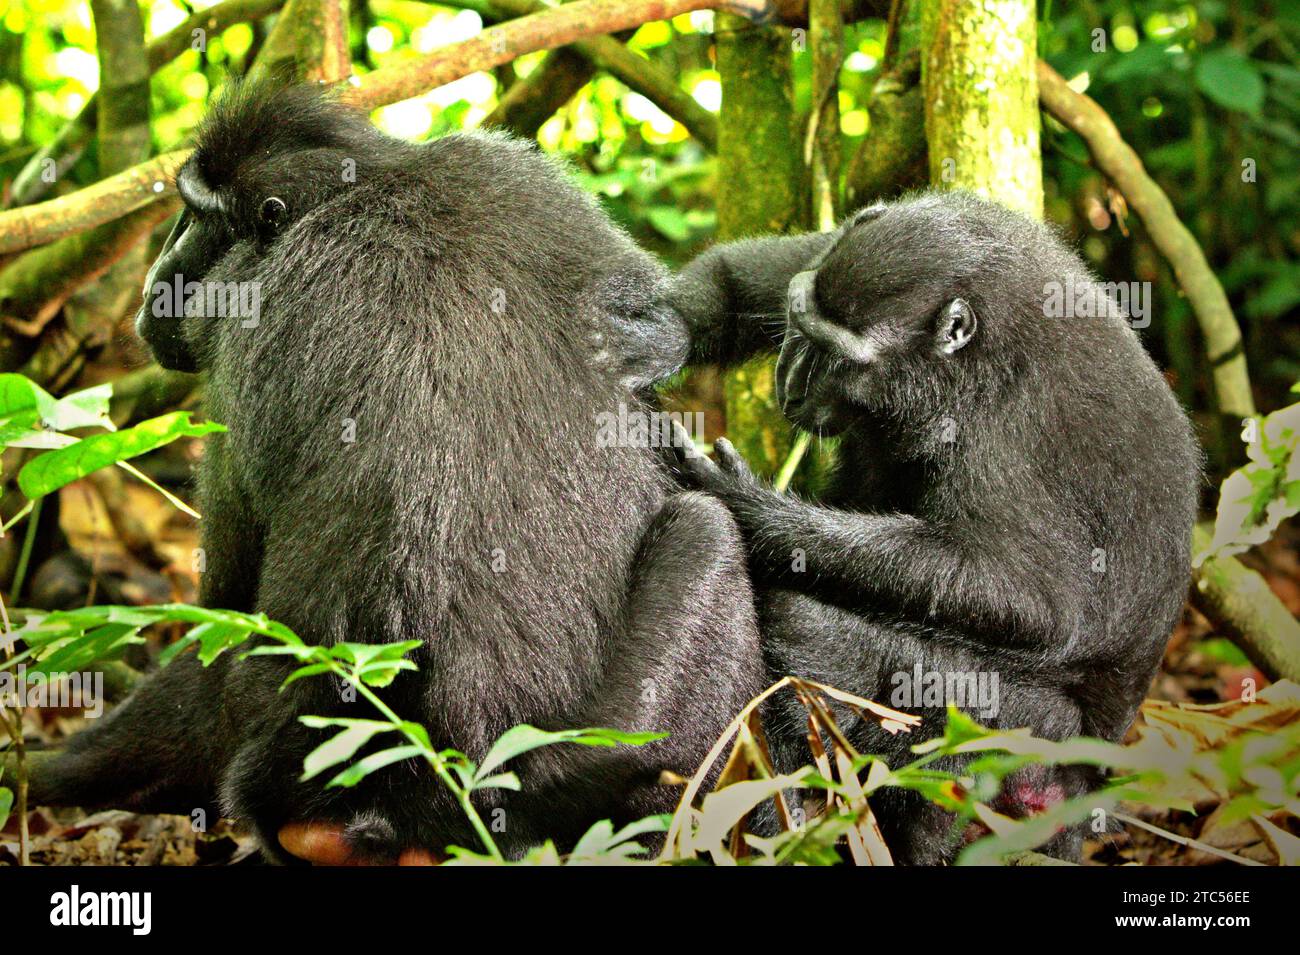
top-left (668, 418), bottom-right (699, 459)
top-left (712, 437), bottom-right (755, 482)
top-left (667, 420), bottom-right (722, 487)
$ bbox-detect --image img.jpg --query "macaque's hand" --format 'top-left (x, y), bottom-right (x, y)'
top-left (710, 436), bottom-right (760, 487)
top-left (667, 421), bottom-right (760, 494)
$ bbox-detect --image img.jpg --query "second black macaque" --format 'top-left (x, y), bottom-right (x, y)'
top-left (626, 193), bottom-right (1201, 863)
top-left (30, 81), bottom-right (766, 863)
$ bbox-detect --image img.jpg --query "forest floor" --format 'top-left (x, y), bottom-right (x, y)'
top-left (3, 467), bottom-right (1298, 866)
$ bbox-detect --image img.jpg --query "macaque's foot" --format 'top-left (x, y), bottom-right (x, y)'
top-left (277, 820), bottom-right (440, 866)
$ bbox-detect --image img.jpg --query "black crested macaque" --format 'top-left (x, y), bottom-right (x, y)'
top-left (633, 193), bottom-right (1201, 863)
top-left (31, 81), bottom-right (765, 862)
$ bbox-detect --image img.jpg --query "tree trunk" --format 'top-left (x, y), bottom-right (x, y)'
top-left (921, 0), bottom-right (1042, 217)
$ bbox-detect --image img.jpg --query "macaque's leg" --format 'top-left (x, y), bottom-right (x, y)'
top-left (26, 651), bottom-right (230, 817)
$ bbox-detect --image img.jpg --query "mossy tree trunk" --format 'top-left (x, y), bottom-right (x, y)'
top-left (921, 0), bottom-right (1042, 218)
top-left (715, 14), bottom-right (807, 475)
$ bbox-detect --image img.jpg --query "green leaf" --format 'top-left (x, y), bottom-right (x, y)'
top-left (281, 662), bottom-right (336, 688)
top-left (300, 719), bottom-right (397, 781)
top-left (956, 788), bottom-right (1130, 866)
top-left (44, 383), bottom-right (114, 432)
top-left (0, 787), bottom-right (12, 830)
top-left (1200, 399), bottom-right (1300, 562)
top-left (327, 745), bottom-right (425, 788)
top-left (470, 772), bottom-right (521, 792)
top-left (1245, 274), bottom-right (1300, 319)
top-left (1198, 637), bottom-right (1252, 666)
top-left (27, 623), bottom-right (143, 678)
top-left (0, 412), bottom-right (42, 450)
top-left (1097, 43), bottom-right (1174, 84)
top-left (400, 721), bottom-right (433, 750)
top-left (1196, 50), bottom-right (1266, 115)
top-left (356, 661), bottom-right (418, 688)
top-left (17, 412), bottom-right (225, 499)
top-left (0, 374), bottom-right (53, 419)
top-left (474, 724), bottom-right (667, 784)
top-left (330, 640), bottom-right (421, 687)
top-left (242, 643), bottom-right (318, 663)
top-left (569, 814), bottom-right (667, 861)
top-left (18, 605), bottom-right (299, 672)
top-left (647, 206), bottom-right (694, 243)
top-left (908, 706), bottom-right (996, 755)
top-left (0, 378), bottom-right (113, 456)
top-left (159, 621), bottom-right (254, 667)
top-left (569, 819), bottom-right (618, 859)
top-left (330, 641), bottom-right (421, 667)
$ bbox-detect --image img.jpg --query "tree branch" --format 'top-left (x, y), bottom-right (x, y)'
top-left (314, 0), bottom-right (351, 84)
top-left (0, 200), bottom-right (180, 342)
top-left (844, 51), bottom-right (926, 207)
top-left (148, 0), bottom-right (288, 70)
top-left (771, 0), bottom-right (886, 23)
top-left (808, 0), bottom-right (844, 227)
top-left (1191, 525), bottom-right (1300, 684)
top-left (581, 34), bottom-right (719, 150)
top-left (91, 0), bottom-right (151, 176)
top-left (0, 0), bottom-right (764, 256)
top-left (346, 0), bottom-right (773, 110)
top-left (438, 0), bottom-right (888, 28)
top-left (484, 48), bottom-right (596, 136)
top-left (484, 0), bottom-right (719, 149)
top-left (0, 154), bottom-right (185, 257)
top-left (1036, 61), bottom-right (1256, 420)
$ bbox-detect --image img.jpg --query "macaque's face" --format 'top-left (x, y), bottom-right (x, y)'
top-left (776, 202), bottom-right (979, 435)
top-left (136, 115), bottom-right (362, 372)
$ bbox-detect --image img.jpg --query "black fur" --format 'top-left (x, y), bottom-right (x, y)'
top-left (35, 81), bottom-right (764, 862)
top-left (635, 193), bottom-right (1201, 863)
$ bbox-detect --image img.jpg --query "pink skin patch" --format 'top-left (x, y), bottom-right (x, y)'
top-left (962, 778), bottom-right (1069, 845)
top-left (1001, 781), bottom-right (1067, 817)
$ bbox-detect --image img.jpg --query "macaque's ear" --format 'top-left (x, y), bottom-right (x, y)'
top-left (937, 298), bottom-right (977, 355)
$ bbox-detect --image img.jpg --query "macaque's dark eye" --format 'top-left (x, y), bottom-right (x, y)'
top-left (259, 196), bottom-right (287, 239)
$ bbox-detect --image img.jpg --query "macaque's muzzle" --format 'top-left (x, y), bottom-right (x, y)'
top-left (777, 269), bottom-right (820, 417)
top-left (134, 213), bottom-right (201, 372)
top-left (775, 334), bottom-right (812, 417)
